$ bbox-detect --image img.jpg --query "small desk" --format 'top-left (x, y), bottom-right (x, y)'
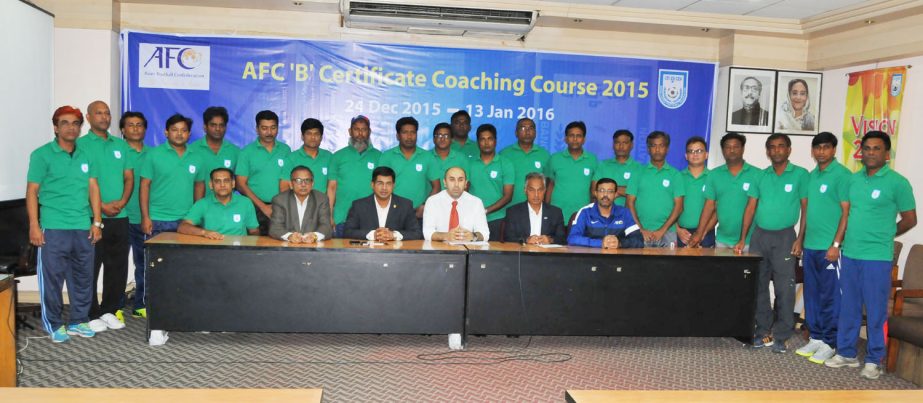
top-left (145, 234), bottom-right (467, 348)
top-left (465, 243), bottom-right (761, 337)
top-left (565, 389), bottom-right (923, 403)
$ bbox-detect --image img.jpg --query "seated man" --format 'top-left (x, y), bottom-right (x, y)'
top-left (567, 177), bottom-right (644, 249)
top-left (422, 166), bottom-right (489, 242)
top-left (503, 172), bottom-right (565, 244)
top-left (268, 165), bottom-right (333, 243)
top-left (178, 168), bottom-right (259, 238)
top-left (343, 166), bottom-right (422, 241)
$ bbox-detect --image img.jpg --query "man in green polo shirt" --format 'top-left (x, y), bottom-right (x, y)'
top-left (500, 118), bottom-right (550, 207)
top-left (593, 129), bottom-right (642, 206)
top-left (178, 168), bottom-right (259, 238)
top-left (236, 110), bottom-right (291, 235)
top-left (449, 109), bottom-right (479, 159)
top-left (546, 121), bottom-right (597, 224)
top-left (281, 118), bottom-right (333, 196)
top-left (627, 131), bottom-right (685, 247)
top-left (468, 124), bottom-right (514, 241)
top-left (27, 105), bottom-right (103, 342)
top-left (736, 133), bottom-right (809, 353)
top-left (825, 131), bottom-right (917, 380)
top-left (190, 106), bottom-right (240, 199)
top-left (688, 132), bottom-right (760, 249)
top-left (328, 115), bottom-right (381, 237)
top-left (119, 111), bottom-right (150, 320)
top-left (676, 136), bottom-right (714, 248)
top-left (378, 116), bottom-right (440, 220)
top-left (431, 122), bottom-right (470, 186)
top-left (76, 101), bottom-right (132, 332)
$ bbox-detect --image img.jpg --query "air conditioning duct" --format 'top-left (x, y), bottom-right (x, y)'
top-left (340, 1), bottom-right (537, 39)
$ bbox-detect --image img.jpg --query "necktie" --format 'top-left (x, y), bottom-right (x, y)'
top-left (449, 201), bottom-right (459, 230)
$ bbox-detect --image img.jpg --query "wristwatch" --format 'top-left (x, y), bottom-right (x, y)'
top-left (832, 241), bottom-right (841, 248)
top-left (93, 221), bottom-right (105, 229)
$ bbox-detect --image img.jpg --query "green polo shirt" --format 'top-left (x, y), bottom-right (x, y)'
top-left (627, 162), bottom-right (686, 230)
top-left (468, 154), bottom-right (515, 221)
top-left (748, 162), bottom-right (809, 230)
top-left (27, 140), bottom-right (98, 230)
top-left (451, 140), bottom-right (480, 159)
top-left (282, 147), bottom-right (333, 194)
top-left (804, 161), bottom-right (851, 251)
top-left (139, 143), bottom-right (204, 221)
top-left (330, 145), bottom-right (382, 224)
top-left (189, 138), bottom-right (241, 197)
top-left (76, 131), bottom-right (131, 218)
top-left (236, 140), bottom-right (291, 202)
top-left (593, 157), bottom-right (643, 206)
top-left (124, 144), bottom-right (148, 224)
top-left (548, 150), bottom-right (598, 222)
top-left (499, 143), bottom-right (551, 206)
top-left (678, 167), bottom-right (710, 229)
top-left (378, 146), bottom-right (440, 209)
top-left (184, 194), bottom-right (258, 236)
top-left (843, 165), bottom-right (916, 261)
top-left (704, 162), bottom-right (761, 245)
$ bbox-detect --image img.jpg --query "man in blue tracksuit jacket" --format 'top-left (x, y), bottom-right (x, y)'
top-left (567, 177), bottom-right (644, 249)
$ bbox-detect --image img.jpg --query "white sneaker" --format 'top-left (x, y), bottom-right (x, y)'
top-left (860, 363), bottom-right (881, 380)
top-left (809, 343), bottom-right (835, 364)
top-left (99, 313), bottom-right (125, 330)
top-left (825, 354), bottom-right (860, 368)
top-left (149, 330), bottom-right (169, 346)
top-left (87, 319), bottom-right (108, 332)
top-left (796, 338), bottom-right (824, 357)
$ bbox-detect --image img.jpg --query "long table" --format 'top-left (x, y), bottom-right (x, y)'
top-left (145, 234), bottom-right (468, 348)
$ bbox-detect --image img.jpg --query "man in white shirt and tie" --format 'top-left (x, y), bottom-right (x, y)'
top-left (268, 165), bottom-right (333, 243)
top-left (422, 166), bottom-right (489, 241)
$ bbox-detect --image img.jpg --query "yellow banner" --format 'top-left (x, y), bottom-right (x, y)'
top-left (842, 67), bottom-right (907, 172)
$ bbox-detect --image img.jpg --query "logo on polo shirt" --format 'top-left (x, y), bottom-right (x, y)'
top-left (189, 165), bottom-right (196, 174)
top-left (743, 182), bottom-right (750, 191)
top-left (277, 159), bottom-right (284, 167)
top-left (224, 159), bottom-right (231, 168)
top-left (416, 163), bottom-right (423, 172)
top-left (233, 214), bottom-right (241, 222)
top-left (534, 161), bottom-right (542, 169)
top-left (624, 172), bottom-right (631, 180)
top-left (662, 179), bottom-right (671, 187)
top-left (81, 163), bottom-right (89, 173)
top-left (490, 170), bottom-right (498, 179)
top-left (784, 184), bottom-right (793, 192)
top-left (872, 189), bottom-right (881, 199)
top-left (820, 184), bottom-right (828, 193)
top-left (583, 168), bottom-right (590, 176)
top-left (615, 220), bottom-right (624, 225)
top-left (114, 150), bottom-right (122, 159)
top-left (367, 162), bottom-right (374, 170)
top-left (322, 167), bottom-right (328, 175)
top-left (702, 185), bottom-right (706, 192)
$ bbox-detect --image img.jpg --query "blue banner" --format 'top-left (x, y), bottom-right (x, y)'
top-left (122, 31), bottom-right (716, 169)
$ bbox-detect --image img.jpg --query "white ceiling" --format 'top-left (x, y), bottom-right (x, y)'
top-left (556, 0), bottom-right (875, 20)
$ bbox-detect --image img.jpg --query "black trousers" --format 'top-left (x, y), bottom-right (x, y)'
top-left (90, 217), bottom-right (130, 318)
top-left (255, 203), bottom-right (271, 236)
top-left (487, 219), bottom-right (503, 242)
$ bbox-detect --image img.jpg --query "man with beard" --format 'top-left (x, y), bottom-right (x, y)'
top-left (422, 166), bottom-right (489, 242)
top-left (378, 116), bottom-right (440, 221)
top-left (567, 178), bottom-right (643, 249)
top-left (731, 76), bottom-right (770, 126)
top-left (328, 115), bottom-right (382, 237)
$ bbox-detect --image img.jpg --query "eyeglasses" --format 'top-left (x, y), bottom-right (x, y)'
top-left (292, 178), bottom-right (314, 185)
top-left (686, 149), bottom-right (706, 155)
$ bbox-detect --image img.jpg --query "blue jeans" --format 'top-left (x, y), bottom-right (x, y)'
top-left (802, 248), bottom-right (840, 347)
top-left (133, 220), bottom-right (180, 309)
top-left (128, 223), bottom-right (146, 310)
top-left (37, 229), bottom-right (94, 333)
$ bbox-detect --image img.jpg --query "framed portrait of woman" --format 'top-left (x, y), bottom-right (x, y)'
top-left (727, 67), bottom-right (776, 134)
top-left (774, 71), bottom-right (822, 136)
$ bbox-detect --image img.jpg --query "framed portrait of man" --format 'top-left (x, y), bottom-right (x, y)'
top-left (726, 67), bottom-right (776, 134)
top-left (774, 71), bottom-right (822, 136)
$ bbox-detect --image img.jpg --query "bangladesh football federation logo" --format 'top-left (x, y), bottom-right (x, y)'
top-left (658, 69), bottom-right (689, 109)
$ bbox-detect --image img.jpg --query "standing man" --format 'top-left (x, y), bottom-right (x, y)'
top-left (449, 109), bottom-right (479, 158)
top-left (626, 131), bottom-right (685, 247)
top-left (503, 172), bottom-right (566, 245)
top-left (236, 110), bottom-right (291, 235)
top-left (825, 131), bottom-right (916, 380)
top-left (269, 166), bottom-right (333, 243)
top-left (422, 166), bottom-right (489, 241)
top-left (687, 132), bottom-right (760, 249)
top-left (343, 166), bottom-right (423, 241)
top-left (282, 118), bottom-right (333, 194)
top-left (190, 106), bottom-right (240, 198)
top-left (500, 118), bottom-right (551, 208)
top-left (77, 101), bottom-right (131, 332)
top-left (138, 114), bottom-right (204, 318)
top-left (378, 116), bottom-right (440, 220)
top-left (567, 178), bottom-right (644, 249)
top-left (677, 136), bottom-right (714, 247)
top-left (731, 76), bottom-right (770, 126)
top-left (120, 111), bottom-right (149, 320)
top-left (736, 133), bottom-right (809, 353)
top-left (546, 121), bottom-right (598, 225)
top-left (593, 129), bottom-right (642, 206)
top-left (178, 168), bottom-right (259, 238)
top-left (328, 115), bottom-right (381, 237)
top-left (796, 132), bottom-right (850, 364)
top-left (468, 124), bottom-right (514, 241)
top-left (431, 122), bottom-right (470, 184)
top-left (27, 106), bottom-right (103, 342)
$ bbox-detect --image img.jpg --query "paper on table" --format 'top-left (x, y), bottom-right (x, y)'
top-left (446, 241), bottom-right (490, 246)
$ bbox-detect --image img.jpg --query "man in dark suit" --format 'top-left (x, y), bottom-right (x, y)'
top-left (268, 165), bottom-right (333, 243)
top-left (503, 172), bottom-right (566, 244)
top-left (343, 166), bottom-right (422, 241)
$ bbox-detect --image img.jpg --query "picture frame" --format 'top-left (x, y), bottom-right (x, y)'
top-left (726, 67), bottom-right (776, 134)
top-left (773, 70), bottom-right (823, 136)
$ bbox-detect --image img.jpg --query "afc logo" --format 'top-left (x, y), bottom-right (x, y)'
top-left (143, 46), bottom-right (204, 70)
top-left (139, 43), bottom-right (210, 90)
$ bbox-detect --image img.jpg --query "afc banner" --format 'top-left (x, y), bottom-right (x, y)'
top-left (121, 31), bottom-right (717, 169)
